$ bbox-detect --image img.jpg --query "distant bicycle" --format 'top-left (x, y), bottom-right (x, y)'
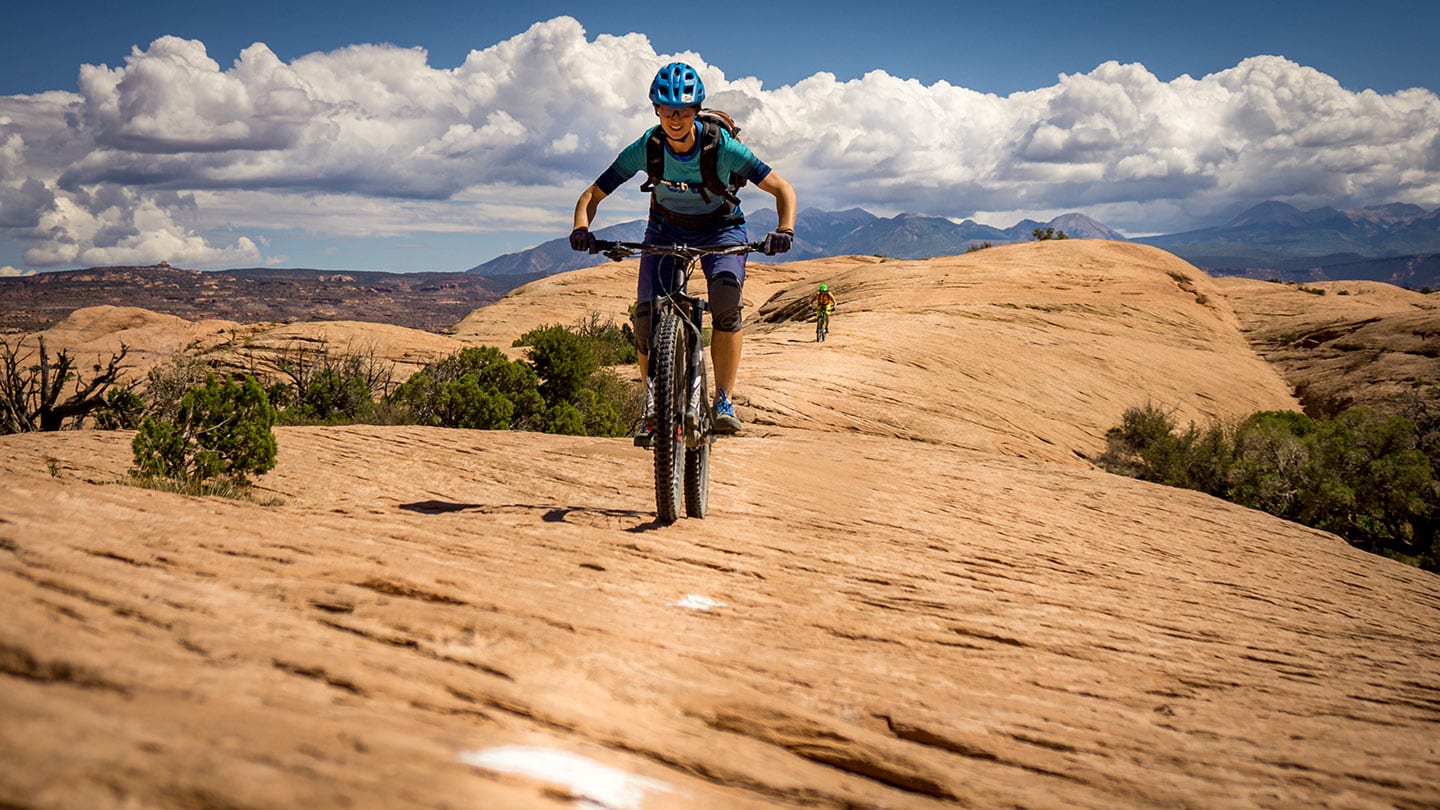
top-left (592, 239), bottom-right (765, 524)
top-left (812, 284), bottom-right (836, 343)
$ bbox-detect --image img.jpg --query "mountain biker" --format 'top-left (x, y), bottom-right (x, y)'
top-left (813, 283), bottom-right (836, 316)
top-left (812, 283), bottom-right (836, 342)
top-left (569, 61), bottom-right (797, 436)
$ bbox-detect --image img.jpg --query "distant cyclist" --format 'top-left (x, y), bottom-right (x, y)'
top-left (813, 284), bottom-right (836, 316)
top-left (570, 61), bottom-right (797, 435)
top-left (813, 283), bottom-right (836, 342)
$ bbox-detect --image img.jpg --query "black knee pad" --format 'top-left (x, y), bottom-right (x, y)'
top-left (631, 300), bottom-right (655, 353)
top-left (709, 275), bottom-right (744, 333)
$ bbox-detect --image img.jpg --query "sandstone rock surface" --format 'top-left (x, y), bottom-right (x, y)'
top-left (3, 241), bottom-right (1437, 809)
top-left (1216, 277), bottom-right (1440, 415)
top-left (23, 306), bottom-right (471, 390)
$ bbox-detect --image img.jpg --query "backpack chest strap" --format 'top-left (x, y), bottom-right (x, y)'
top-left (640, 121), bottom-right (740, 206)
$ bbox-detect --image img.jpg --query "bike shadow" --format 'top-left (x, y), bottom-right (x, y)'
top-left (399, 500), bottom-right (667, 532)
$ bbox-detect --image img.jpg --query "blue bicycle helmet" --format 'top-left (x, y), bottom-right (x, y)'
top-left (650, 62), bottom-right (705, 107)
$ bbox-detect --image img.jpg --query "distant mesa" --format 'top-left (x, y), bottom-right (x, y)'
top-left (0, 265), bottom-right (533, 334)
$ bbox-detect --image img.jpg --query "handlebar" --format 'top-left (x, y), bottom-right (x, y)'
top-left (591, 239), bottom-right (767, 262)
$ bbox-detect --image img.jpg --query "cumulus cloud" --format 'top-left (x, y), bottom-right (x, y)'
top-left (1, 15), bottom-right (1437, 268)
top-left (748, 56), bottom-right (1440, 230)
top-left (21, 185), bottom-right (262, 267)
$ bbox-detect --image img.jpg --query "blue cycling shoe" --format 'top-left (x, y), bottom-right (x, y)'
top-left (712, 390), bottom-right (742, 434)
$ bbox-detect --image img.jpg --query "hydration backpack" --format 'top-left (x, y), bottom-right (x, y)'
top-left (639, 109), bottom-right (747, 207)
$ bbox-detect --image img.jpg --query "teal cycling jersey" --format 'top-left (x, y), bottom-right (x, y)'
top-left (596, 123), bottom-right (772, 217)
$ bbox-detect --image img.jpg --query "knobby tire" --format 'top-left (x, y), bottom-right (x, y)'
top-left (651, 310), bottom-right (688, 524)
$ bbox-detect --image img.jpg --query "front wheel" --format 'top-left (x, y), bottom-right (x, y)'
top-left (651, 309), bottom-right (688, 524)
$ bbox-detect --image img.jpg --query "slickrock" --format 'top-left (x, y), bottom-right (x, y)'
top-left (3, 241), bottom-right (1436, 808)
top-left (1216, 277), bottom-right (1440, 414)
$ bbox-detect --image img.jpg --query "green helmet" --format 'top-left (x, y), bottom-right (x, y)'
top-left (819, 284), bottom-right (828, 291)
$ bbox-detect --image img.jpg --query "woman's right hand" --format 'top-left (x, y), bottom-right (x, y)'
top-left (569, 228), bottom-right (596, 252)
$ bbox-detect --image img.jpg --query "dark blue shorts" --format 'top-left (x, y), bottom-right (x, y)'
top-left (636, 216), bottom-right (748, 302)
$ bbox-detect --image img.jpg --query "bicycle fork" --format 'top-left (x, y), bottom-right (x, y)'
top-left (684, 298), bottom-right (709, 445)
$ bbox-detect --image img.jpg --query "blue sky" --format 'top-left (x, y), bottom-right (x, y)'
top-left (2, 0), bottom-right (1438, 274)
top-left (7, 0), bottom-right (1438, 97)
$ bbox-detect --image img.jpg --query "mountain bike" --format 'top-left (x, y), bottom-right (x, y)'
top-left (816, 305), bottom-right (832, 342)
top-left (592, 239), bottom-right (764, 524)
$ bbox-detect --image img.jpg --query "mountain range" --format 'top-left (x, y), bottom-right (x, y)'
top-left (469, 202), bottom-right (1440, 289)
top-left (1135, 202), bottom-right (1440, 286)
top-left (468, 209), bottom-right (1126, 275)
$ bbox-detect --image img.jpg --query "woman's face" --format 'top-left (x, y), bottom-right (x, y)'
top-left (655, 105), bottom-right (698, 141)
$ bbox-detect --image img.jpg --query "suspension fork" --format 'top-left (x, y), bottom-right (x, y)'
top-left (648, 257), bottom-right (710, 443)
top-left (685, 296), bottom-right (709, 441)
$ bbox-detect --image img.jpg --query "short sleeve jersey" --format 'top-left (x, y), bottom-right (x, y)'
top-left (596, 123), bottom-right (772, 217)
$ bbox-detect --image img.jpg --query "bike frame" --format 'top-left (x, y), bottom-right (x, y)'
top-left (595, 239), bottom-right (760, 433)
top-left (593, 239), bottom-right (764, 522)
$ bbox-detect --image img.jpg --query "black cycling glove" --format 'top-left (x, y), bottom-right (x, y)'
top-left (569, 227), bottom-right (596, 253)
top-left (762, 228), bottom-right (793, 256)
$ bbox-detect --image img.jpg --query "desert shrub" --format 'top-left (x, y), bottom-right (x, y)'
top-left (131, 374), bottom-right (278, 492)
top-left (273, 342), bottom-right (394, 425)
top-left (92, 387), bottom-right (147, 430)
top-left (583, 368), bottom-right (640, 433)
top-left (278, 358), bottom-right (376, 424)
top-left (388, 346), bottom-right (545, 430)
top-left (0, 336), bottom-right (135, 433)
top-left (514, 317), bottom-right (642, 436)
top-left (515, 324), bottom-right (601, 406)
top-left (1309, 408), bottom-right (1433, 552)
top-left (1099, 403), bottom-right (1438, 571)
top-left (560, 382), bottom-right (628, 437)
top-left (1031, 227), bottom-right (1068, 241)
top-left (572, 312), bottom-right (638, 366)
top-left (1172, 421), bottom-right (1234, 496)
top-left (1096, 402), bottom-right (1183, 480)
top-left (543, 401), bottom-right (587, 435)
top-left (1097, 403), bottom-right (1235, 496)
top-left (145, 351), bottom-right (215, 423)
top-left (1403, 390), bottom-right (1440, 489)
top-left (1227, 411), bottom-right (1322, 520)
top-left (435, 375), bottom-right (516, 429)
top-left (388, 316), bottom-right (639, 438)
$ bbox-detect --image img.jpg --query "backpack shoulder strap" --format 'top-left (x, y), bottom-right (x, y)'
top-left (698, 119), bottom-right (741, 206)
top-left (639, 127), bottom-right (666, 193)
top-left (640, 120), bottom-right (742, 207)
